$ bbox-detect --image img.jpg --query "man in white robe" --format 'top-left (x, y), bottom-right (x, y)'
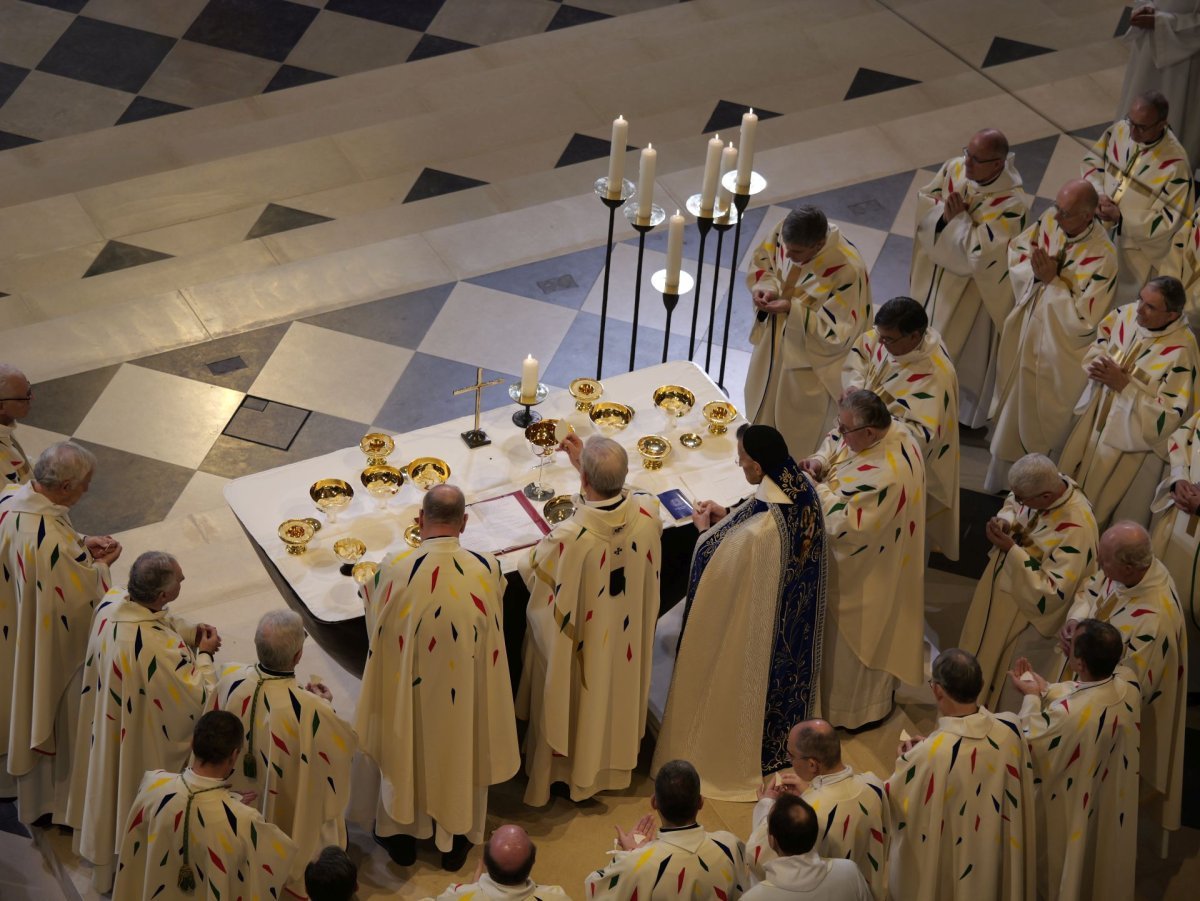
top-left (910, 129), bottom-right (1029, 425)
top-left (0, 364), bottom-right (32, 486)
top-left (1165, 206), bottom-right (1200, 326)
top-left (742, 795), bottom-right (871, 901)
top-left (842, 296), bottom-right (959, 559)
top-left (0, 441), bottom-right (121, 824)
top-left (213, 609), bottom-right (358, 894)
top-left (67, 552), bottom-right (220, 893)
top-left (1083, 91), bottom-right (1194, 301)
top-left (746, 720), bottom-right (888, 900)
top-left (958, 454), bottom-right (1099, 712)
top-left (427, 826), bottom-right (570, 900)
top-left (802, 390), bottom-right (926, 730)
top-left (1118, 2), bottom-right (1200, 163)
top-left (114, 710), bottom-right (297, 901)
top-left (304, 846), bottom-right (358, 901)
top-left (1010, 620), bottom-right (1140, 901)
top-left (517, 434), bottom-right (661, 806)
top-left (885, 649), bottom-right (1035, 901)
top-left (654, 425), bottom-right (826, 800)
top-left (745, 205), bottom-right (871, 456)
top-left (585, 759), bottom-right (747, 900)
top-left (355, 484), bottom-right (519, 872)
top-left (1058, 522), bottom-right (1187, 834)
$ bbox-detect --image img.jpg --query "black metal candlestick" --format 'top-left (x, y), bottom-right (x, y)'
top-left (623, 203), bottom-right (666, 372)
top-left (509, 382), bottom-right (548, 428)
top-left (717, 169), bottom-right (767, 391)
top-left (684, 193), bottom-right (714, 360)
top-left (705, 207), bottom-right (738, 373)
top-left (651, 269), bottom-right (695, 363)
top-left (593, 176), bottom-right (634, 380)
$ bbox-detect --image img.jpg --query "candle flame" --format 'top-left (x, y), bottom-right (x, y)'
top-left (749, 108), bottom-right (755, 115)
top-left (648, 142), bottom-right (653, 150)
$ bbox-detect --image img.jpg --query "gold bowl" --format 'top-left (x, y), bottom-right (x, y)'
top-left (278, 519), bottom-right (316, 555)
top-left (590, 401), bottom-right (635, 432)
top-left (542, 495), bottom-right (576, 524)
top-left (361, 464), bottom-right (404, 504)
top-left (679, 432), bottom-right (703, 449)
top-left (302, 517), bottom-right (322, 532)
top-left (407, 457), bottom-right (451, 491)
top-left (333, 537), bottom-right (366, 566)
top-left (403, 518), bottom-right (422, 548)
top-left (310, 479), bottom-right (354, 522)
top-left (569, 378), bottom-right (603, 412)
top-left (525, 419), bottom-right (560, 449)
top-left (637, 435), bottom-right (672, 470)
top-left (359, 433), bottom-right (395, 467)
top-left (653, 384), bottom-right (696, 418)
top-left (702, 400), bottom-right (738, 435)
top-left (352, 561), bottom-right (379, 584)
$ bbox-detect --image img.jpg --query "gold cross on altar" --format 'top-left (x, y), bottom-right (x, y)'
top-left (453, 367), bottom-right (506, 448)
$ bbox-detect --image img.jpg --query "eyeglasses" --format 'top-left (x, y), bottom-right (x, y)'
top-left (962, 147), bottom-right (1004, 165)
top-left (877, 331), bottom-right (915, 346)
top-left (1125, 115), bottom-right (1164, 134)
top-left (837, 423), bottom-right (869, 436)
top-left (0, 391), bottom-right (32, 402)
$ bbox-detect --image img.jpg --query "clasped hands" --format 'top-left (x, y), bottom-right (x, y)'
top-left (941, 191), bottom-right (969, 223)
top-left (984, 516), bottom-right (1016, 551)
top-left (1086, 354), bottom-right (1130, 392)
top-left (194, 623), bottom-right (222, 655)
top-left (1029, 247), bottom-right (1060, 284)
top-left (1096, 194), bottom-right (1121, 225)
top-left (692, 500), bottom-right (728, 531)
top-left (84, 534), bottom-right (122, 565)
top-left (1130, 4), bottom-right (1156, 28)
top-left (1171, 480), bottom-right (1200, 514)
top-left (752, 287), bottom-right (792, 317)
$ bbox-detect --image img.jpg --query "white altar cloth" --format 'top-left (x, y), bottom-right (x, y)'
top-left (224, 361), bottom-right (748, 623)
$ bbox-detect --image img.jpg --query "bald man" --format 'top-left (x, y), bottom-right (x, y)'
top-left (910, 129), bottom-right (1029, 426)
top-left (0, 364), bottom-right (33, 485)
top-left (1060, 521), bottom-right (1187, 835)
top-left (987, 179), bottom-right (1119, 491)
top-left (429, 825), bottom-right (569, 899)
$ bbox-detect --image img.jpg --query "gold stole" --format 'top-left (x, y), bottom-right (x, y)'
top-left (1094, 336), bottom-right (1147, 426)
top-left (1108, 144), bottom-right (1143, 205)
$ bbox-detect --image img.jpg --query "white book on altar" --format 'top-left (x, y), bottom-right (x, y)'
top-left (461, 491), bottom-right (549, 557)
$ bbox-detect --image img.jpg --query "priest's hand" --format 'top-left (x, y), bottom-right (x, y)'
top-left (755, 296), bottom-right (792, 316)
top-left (1008, 658), bottom-right (1048, 696)
top-left (898, 735), bottom-right (925, 756)
top-left (984, 517), bottom-right (1015, 551)
top-left (235, 789), bottom-right (259, 806)
top-left (1130, 5), bottom-right (1156, 28)
top-left (799, 456), bottom-right (826, 480)
top-left (1170, 480), bottom-right (1200, 513)
top-left (558, 432), bottom-right (584, 471)
top-left (615, 814), bottom-right (656, 850)
top-left (85, 535), bottom-right (123, 565)
top-left (1057, 619), bottom-right (1079, 656)
top-left (1087, 355), bottom-right (1130, 392)
top-left (1030, 247), bottom-right (1059, 284)
top-left (196, 625), bottom-right (221, 656)
top-left (1097, 195), bottom-right (1121, 224)
top-left (752, 286), bottom-right (778, 307)
top-left (942, 191), bottom-right (967, 223)
top-left (692, 500), bottom-right (727, 531)
top-left (305, 681), bottom-right (333, 702)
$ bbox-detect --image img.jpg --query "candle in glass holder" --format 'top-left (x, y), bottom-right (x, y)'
top-left (665, 210), bottom-right (684, 289)
top-left (717, 142), bottom-right (738, 215)
top-left (520, 354), bottom-right (539, 403)
top-left (636, 144), bottom-right (656, 220)
top-left (699, 134), bottom-right (723, 213)
top-left (736, 108), bottom-right (758, 190)
top-left (607, 115), bottom-right (628, 198)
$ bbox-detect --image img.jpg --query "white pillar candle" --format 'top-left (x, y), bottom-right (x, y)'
top-left (520, 354), bottom-right (539, 402)
top-left (636, 143), bottom-right (657, 220)
top-left (665, 210), bottom-right (684, 289)
top-left (607, 115), bottom-right (628, 198)
top-left (717, 141), bottom-right (738, 215)
top-left (699, 133), bottom-right (723, 213)
top-left (736, 108), bottom-right (758, 191)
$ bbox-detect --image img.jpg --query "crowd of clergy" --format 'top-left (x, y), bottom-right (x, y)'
top-left (0, 88), bottom-right (1197, 901)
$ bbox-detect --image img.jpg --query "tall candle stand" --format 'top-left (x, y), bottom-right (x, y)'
top-left (623, 203), bottom-right (666, 372)
top-left (651, 269), bottom-right (696, 363)
top-left (717, 169), bottom-right (767, 391)
top-left (704, 204), bottom-right (739, 373)
top-left (683, 194), bottom-right (714, 361)
top-left (509, 382), bottom-right (548, 428)
top-left (593, 176), bottom-right (635, 380)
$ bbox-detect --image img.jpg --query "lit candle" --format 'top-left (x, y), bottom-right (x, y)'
top-left (520, 354), bottom-right (539, 403)
top-left (636, 143), bottom-right (657, 221)
top-left (699, 133), bottom-right (723, 213)
top-left (607, 115), bottom-right (628, 199)
top-left (736, 108), bottom-right (757, 191)
top-left (665, 210), bottom-right (684, 289)
top-left (717, 141), bottom-right (738, 216)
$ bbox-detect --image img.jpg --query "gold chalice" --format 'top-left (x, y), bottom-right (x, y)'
top-left (359, 433), bottom-right (395, 467)
top-left (653, 385), bottom-right (695, 421)
top-left (637, 435), bottom-right (672, 470)
top-left (333, 537), bottom-right (366, 576)
top-left (524, 419), bottom-right (560, 501)
top-left (310, 479), bottom-right (354, 523)
top-left (590, 401), bottom-right (634, 433)
top-left (404, 517), bottom-right (422, 548)
top-left (702, 400), bottom-right (738, 435)
top-left (569, 378), bottom-right (603, 412)
top-left (352, 561), bottom-right (379, 584)
top-left (361, 464), bottom-right (404, 509)
top-left (278, 519), bottom-right (316, 555)
top-left (407, 457), bottom-right (451, 491)
top-left (543, 494), bottom-right (576, 524)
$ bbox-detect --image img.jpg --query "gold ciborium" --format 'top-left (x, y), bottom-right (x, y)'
top-left (333, 537), bottom-right (366, 576)
top-left (404, 517), bottom-right (422, 548)
top-left (278, 519), bottom-right (316, 555)
top-left (637, 435), bottom-right (671, 470)
top-left (361, 464), bottom-right (404, 509)
top-left (702, 400), bottom-right (738, 435)
top-left (543, 494), bottom-right (576, 524)
top-left (407, 457), bottom-right (451, 491)
top-left (359, 433), bottom-right (395, 467)
top-left (352, 561), bottom-right (379, 584)
top-left (653, 385), bottom-right (695, 428)
top-left (590, 401), bottom-right (634, 433)
top-left (310, 478), bottom-right (354, 523)
top-left (524, 419), bottom-right (560, 501)
top-left (569, 378), bottom-right (603, 412)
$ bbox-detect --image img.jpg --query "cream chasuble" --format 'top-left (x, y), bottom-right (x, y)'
top-left (989, 212), bottom-right (1118, 470)
top-left (0, 423), bottom-right (31, 486)
top-left (356, 536), bottom-right (519, 850)
top-left (909, 154), bottom-right (1028, 425)
top-left (0, 482), bottom-right (110, 823)
top-left (744, 222), bottom-right (871, 457)
top-left (428, 875), bottom-right (571, 900)
top-left (67, 592), bottom-right (214, 884)
top-left (811, 423), bottom-right (926, 728)
top-left (842, 326), bottom-right (960, 559)
top-left (1064, 561), bottom-right (1188, 831)
top-left (1081, 119), bottom-right (1194, 298)
top-left (213, 663), bottom-right (358, 888)
top-left (884, 710), bottom-right (1035, 901)
top-left (746, 767), bottom-right (889, 901)
top-left (1165, 209), bottom-right (1200, 327)
top-left (958, 481), bottom-right (1098, 712)
top-left (114, 768), bottom-right (297, 901)
top-left (584, 824), bottom-right (747, 901)
top-left (516, 490), bottom-right (661, 807)
top-left (1060, 302), bottom-right (1198, 527)
top-left (1018, 676), bottom-right (1140, 901)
